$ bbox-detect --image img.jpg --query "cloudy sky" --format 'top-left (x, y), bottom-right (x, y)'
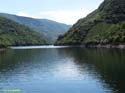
top-left (0, 0), bottom-right (103, 24)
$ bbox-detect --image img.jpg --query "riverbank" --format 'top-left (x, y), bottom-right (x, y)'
top-left (55, 43), bottom-right (125, 49)
top-left (85, 44), bottom-right (125, 49)
top-left (0, 44), bottom-right (125, 50)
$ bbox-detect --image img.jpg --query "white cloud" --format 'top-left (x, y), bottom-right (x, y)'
top-left (17, 11), bottom-right (38, 18)
top-left (17, 9), bottom-right (90, 25)
top-left (39, 10), bottom-right (90, 24)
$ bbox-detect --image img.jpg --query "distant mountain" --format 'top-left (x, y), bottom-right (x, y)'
top-left (0, 16), bottom-right (47, 48)
top-left (56, 0), bottom-right (125, 47)
top-left (0, 13), bottom-right (71, 43)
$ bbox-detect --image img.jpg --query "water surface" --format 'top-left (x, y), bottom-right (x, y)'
top-left (0, 46), bottom-right (125, 93)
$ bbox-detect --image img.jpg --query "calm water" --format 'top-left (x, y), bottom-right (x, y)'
top-left (0, 46), bottom-right (125, 93)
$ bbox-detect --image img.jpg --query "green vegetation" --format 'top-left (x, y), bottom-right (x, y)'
top-left (0, 13), bottom-right (71, 43)
top-left (56, 0), bottom-right (125, 46)
top-left (0, 16), bottom-right (47, 48)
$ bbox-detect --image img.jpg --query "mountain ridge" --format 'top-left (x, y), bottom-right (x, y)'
top-left (0, 13), bottom-right (71, 43)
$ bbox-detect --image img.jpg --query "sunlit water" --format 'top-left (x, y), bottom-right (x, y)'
top-left (0, 46), bottom-right (125, 93)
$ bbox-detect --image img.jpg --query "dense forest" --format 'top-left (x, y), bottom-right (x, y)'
top-left (56, 0), bottom-right (125, 46)
top-left (0, 16), bottom-right (47, 48)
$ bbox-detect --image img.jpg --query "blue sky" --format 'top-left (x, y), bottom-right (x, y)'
top-left (0, 0), bottom-right (104, 24)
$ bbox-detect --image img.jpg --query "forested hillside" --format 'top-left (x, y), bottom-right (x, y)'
top-left (0, 16), bottom-right (47, 48)
top-left (0, 13), bottom-right (71, 43)
top-left (56, 0), bottom-right (125, 46)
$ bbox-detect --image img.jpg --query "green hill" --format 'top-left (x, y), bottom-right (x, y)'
top-left (0, 13), bottom-right (71, 43)
top-left (0, 16), bottom-right (47, 48)
top-left (56, 0), bottom-right (125, 46)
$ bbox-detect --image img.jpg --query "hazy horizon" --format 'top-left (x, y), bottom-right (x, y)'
top-left (0, 0), bottom-right (103, 25)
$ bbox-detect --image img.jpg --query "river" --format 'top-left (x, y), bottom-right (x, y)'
top-left (0, 46), bottom-right (125, 93)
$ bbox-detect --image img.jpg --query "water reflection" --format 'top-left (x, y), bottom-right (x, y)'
top-left (0, 47), bottom-right (125, 93)
top-left (54, 58), bottom-right (84, 80)
top-left (59, 48), bottom-right (125, 93)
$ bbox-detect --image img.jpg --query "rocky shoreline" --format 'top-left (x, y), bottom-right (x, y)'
top-left (85, 44), bottom-right (125, 49)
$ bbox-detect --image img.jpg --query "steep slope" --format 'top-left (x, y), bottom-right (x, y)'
top-left (56, 0), bottom-right (125, 46)
top-left (0, 16), bottom-right (47, 48)
top-left (0, 13), bottom-right (71, 43)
